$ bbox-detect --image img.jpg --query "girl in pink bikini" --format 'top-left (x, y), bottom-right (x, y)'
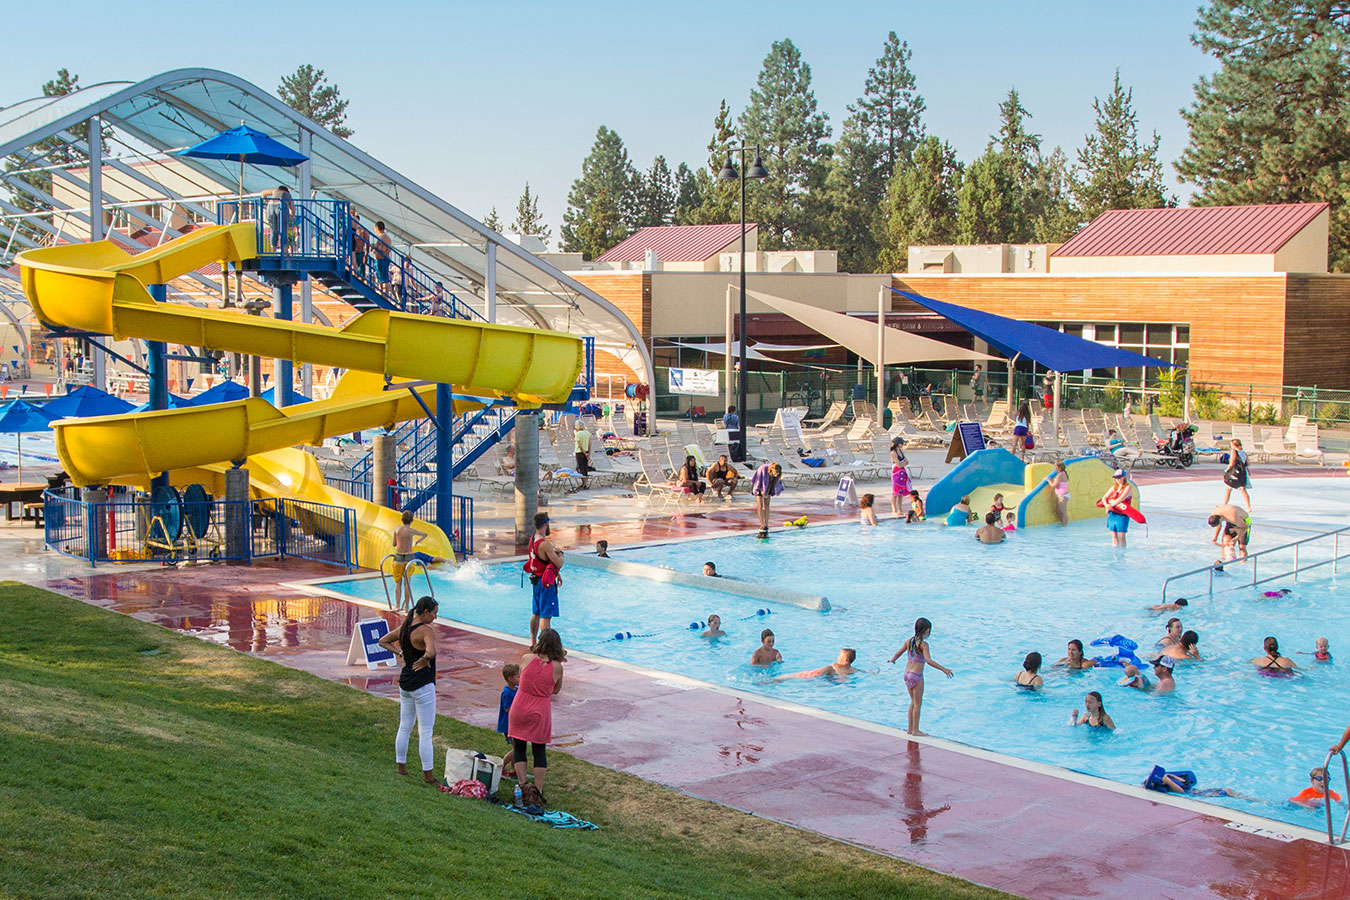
top-left (889, 617), bottom-right (954, 736)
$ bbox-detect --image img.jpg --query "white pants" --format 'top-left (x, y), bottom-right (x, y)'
top-left (395, 683), bottom-right (436, 770)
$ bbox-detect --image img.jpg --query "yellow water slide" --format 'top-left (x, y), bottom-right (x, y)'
top-left (17, 224), bottom-right (584, 567)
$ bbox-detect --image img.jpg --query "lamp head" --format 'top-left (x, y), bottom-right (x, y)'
top-left (717, 156), bottom-right (739, 181)
top-left (747, 154), bottom-right (770, 180)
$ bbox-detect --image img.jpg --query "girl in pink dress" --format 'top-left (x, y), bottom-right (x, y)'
top-left (508, 628), bottom-right (566, 806)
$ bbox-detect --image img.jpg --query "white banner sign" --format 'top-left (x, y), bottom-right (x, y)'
top-left (669, 367), bottom-right (720, 396)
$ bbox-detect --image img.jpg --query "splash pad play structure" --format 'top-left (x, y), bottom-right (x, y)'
top-left (924, 448), bottom-right (1139, 527)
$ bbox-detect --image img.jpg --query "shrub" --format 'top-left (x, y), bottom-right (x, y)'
top-left (1153, 370), bottom-right (1184, 417)
top-left (1102, 379), bottom-right (1124, 413)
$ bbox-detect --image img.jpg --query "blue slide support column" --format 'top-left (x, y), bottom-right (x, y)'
top-left (147, 283), bottom-right (170, 495)
top-left (435, 383), bottom-right (452, 536)
top-left (274, 279), bottom-right (293, 407)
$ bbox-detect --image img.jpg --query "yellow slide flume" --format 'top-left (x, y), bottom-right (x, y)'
top-left (19, 224), bottom-right (583, 403)
top-left (18, 224), bottom-right (584, 570)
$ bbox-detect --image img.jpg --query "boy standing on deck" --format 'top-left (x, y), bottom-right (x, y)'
top-left (391, 511), bottom-right (427, 610)
top-left (499, 664), bottom-right (521, 771)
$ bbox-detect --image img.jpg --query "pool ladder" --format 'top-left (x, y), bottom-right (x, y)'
top-left (1324, 748), bottom-right (1350, 845)
top-left (1158, 523), bottom-right (1350, 603)
top-left (378, 554), bottom-right (434, 610)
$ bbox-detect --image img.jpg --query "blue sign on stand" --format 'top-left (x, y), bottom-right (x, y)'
top-left (347, 617), bottom-right (397, 669)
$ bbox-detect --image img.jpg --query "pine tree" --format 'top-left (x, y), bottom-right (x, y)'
top-left (687, 100), bottom-right (740, 225)
top-left (4, 69), bottom-right (100, 243)
top-left (974, 88), bottom-right (1042, 242)
top-left (482, 207), bottom-right (503, 233)
top-left (673, 162), bottom-right (701, 224)
top-left (829, 31), bottom-right (927, 271)
top-left (560, 125), bottom-right (639, 258)
top-left (276, 64), bottom-right (353, 137)
top-left (1176, 2), bottom-right (1350, 270)
top-left (511, 183), bottom-right (551, 244)
top-left (634, 156), bottom-right (676, 228)
top-left (1031, 147), bottom-right (1082, 242)
top-left (879, 135), bottom-right (962, 270)
top-left (738, 39), bottom-right (832, 248)
top-left (1076, 70), bottom-right (1172, 222)
top-left (955, 149), bottom-right (1020, 243)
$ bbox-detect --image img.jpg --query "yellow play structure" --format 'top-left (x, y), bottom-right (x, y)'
top-left (17, 224), bottom-right (584, 568)
top-left (926, 448), bottom-right (1141, 527)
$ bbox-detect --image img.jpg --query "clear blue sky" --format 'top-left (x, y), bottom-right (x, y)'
top-left (1, 0), bottom-right (1213, 244)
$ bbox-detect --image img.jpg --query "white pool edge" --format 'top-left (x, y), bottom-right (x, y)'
top-left (285, 570), bottom-right (1336, 847)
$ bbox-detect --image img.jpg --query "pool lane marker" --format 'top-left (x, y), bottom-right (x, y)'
top-left (566, 553), bottom-right (830, 611)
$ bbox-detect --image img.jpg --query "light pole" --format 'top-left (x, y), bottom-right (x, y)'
top-left (717, 146), bottom-right (768, 462)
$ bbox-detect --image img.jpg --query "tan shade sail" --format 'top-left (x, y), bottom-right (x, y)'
top-left (746, 289), bottom-right (997, 365)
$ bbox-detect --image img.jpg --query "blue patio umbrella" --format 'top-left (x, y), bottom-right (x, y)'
top-left (261, 386), bottom-right (311, 407)
top-left (43, 385), bottom-right (135, 419)
top-left (132, 393), bottom-right (191, 413)
top-left (186, 380), bottom-right (250, 406)
top-left (0, 399), bottom-right (56, 483)
top-left (176, 124), bottom-right (308, 197)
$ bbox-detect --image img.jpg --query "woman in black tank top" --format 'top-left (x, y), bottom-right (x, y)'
top-left (379, 596), bottom-right (440, 782)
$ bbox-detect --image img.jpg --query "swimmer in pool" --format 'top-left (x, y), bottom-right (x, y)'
top-left (1263, 588), bottom-right (1292, 598)
top-left (750, 629), bottom-right (782, 667)
top-left (702, 561), bottom-right (721, 578)
top-left (976, 511), bottom-right (1006, 544)
top-left (1160, 630), bottom-right (1202, 661)
top-left (1057, 639), bottom-right (1098, 670)
top-left (1014, 652), bottom-right (1044, 690)
top-left (1118, 664), bottom-right (1149, 691)
top-left (1149, 772), bottom-right (1251, 799)
top-left (989, 493), bottom-right (1007, 520)
top-left (945, 496), bottom-right (974, 527)
top-left (1157, 617), bottom-right (1184, 648)
top-left (1251, 636), bottom-right (1298, 672)
top-left (1071, 691), bottom-right (1115, 730)
top-left (701, 614), bottom-right (725, 638)
top-left (1290, 767), bottom-right (1343, 807)
top-left (776, 648), bottom-right (857, 681)
top-left (1148, 598), bottom-right (1189, 612)
top-left (1151, 656), bottom-right (1176, 692)
top-left (859, 492), bottom-right (878, 526)
top-left (908, 490), bottom-right (925, 520)
top-left (1298, 637), bottom-right (1332, 662)
top-left (1003, 511), bottom-right (1017, 532)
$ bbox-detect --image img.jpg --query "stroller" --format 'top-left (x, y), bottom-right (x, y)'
top-left (1155, 423), bottom-right (1196, 468)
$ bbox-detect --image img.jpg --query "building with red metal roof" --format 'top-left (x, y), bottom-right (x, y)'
top-left (1051, 202), bottom-right (1330, 273)
top-left (593, 223), bottom-right (757, 270)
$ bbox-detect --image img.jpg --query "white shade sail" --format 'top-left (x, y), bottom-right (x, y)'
top-left (746, 290), bottom-right (996, 365)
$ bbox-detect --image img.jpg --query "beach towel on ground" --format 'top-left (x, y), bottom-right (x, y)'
top-left (506, 805), bottom-right (599, 829)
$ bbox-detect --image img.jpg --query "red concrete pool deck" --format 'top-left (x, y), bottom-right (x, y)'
top-left (40, 554), bottom-right (1350, 900)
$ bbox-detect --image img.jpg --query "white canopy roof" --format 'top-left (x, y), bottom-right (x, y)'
top-left (746, 290), bottom-right (996, 365)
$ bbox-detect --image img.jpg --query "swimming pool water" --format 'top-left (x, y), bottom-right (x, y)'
top-left (324, 476), bottom-right (1350, 831)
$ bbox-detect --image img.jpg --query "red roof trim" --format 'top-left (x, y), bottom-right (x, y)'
top-left (595, 223), bottom-right (755, 263)
top-left (1052, 202), bottom-right (1328, 258)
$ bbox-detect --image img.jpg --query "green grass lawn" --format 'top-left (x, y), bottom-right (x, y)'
top-left (0, 583), bottom-right (1011, 900)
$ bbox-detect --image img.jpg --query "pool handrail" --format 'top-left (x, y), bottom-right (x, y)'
top-left (1158, 523), bottom-right (1350, 603)
top-left (1321, 747), bottom-right (1350, 845)
top-left (378, 553), bottom-right (434, 610)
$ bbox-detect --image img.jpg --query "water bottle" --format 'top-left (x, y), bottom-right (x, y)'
top-left (513, 783), bottom-right (523, 804)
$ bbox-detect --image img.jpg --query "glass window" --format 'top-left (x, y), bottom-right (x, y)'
top-left (1120, 324), bottom-right (1145, 345)
top-left (1062, 324), bottom-right (1083, 337)
top-left (1175, 326), bottom-right (1190, 345)
top-left (1146, 324), bottom-right (1172, 345)
top-left (1093, 324), bottom-right (1117, 342)
top-left (1118, 366), bottom-right (1143, 385)
top-left (1172, 348), bottom-right (1189, 368)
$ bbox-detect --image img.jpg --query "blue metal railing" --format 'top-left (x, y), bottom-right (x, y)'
top-left (387, 486), bottom-right (474, 557)
top-left (45, 488), bottom-right (356, 570)
top-left (577, 336), bottom-right (595, 389)
top-left (323, 473), bottom-right (373, 501)
top-left (217, 198), bottom-right (480, 320)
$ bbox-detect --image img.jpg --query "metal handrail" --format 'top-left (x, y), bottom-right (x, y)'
top-left (1322, 748), bottom-right (1350, 845)
top-left (378, 553), bottom-right (434, 610)
top-left (1159, 523), bottom-right (1350, 603)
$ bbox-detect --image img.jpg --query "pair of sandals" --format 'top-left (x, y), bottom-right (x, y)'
top-left (519, 782), bottom-right (546, 807)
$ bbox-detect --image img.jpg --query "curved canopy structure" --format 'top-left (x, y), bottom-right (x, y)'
top-left (0, 68), bottom-right (652, 383)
